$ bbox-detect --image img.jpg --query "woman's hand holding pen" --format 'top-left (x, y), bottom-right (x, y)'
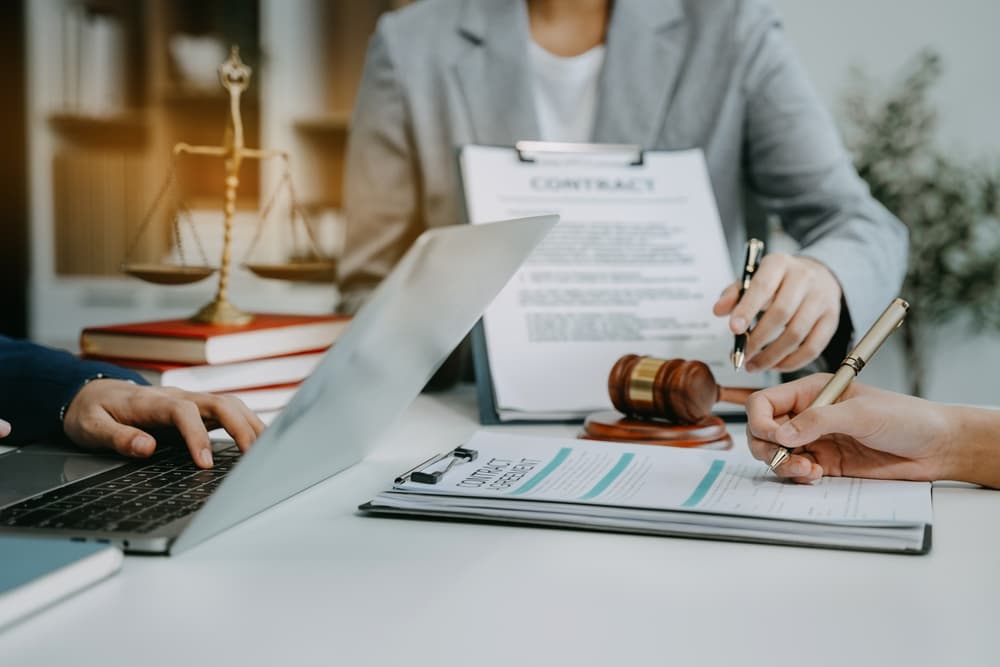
top-left (745, 374), bottom-right (969, 484)
top-left (713, 253), bottom-right (842, 372)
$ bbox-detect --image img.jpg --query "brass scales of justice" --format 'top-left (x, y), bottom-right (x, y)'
top-left (122, 47), bottom-right (336, 326)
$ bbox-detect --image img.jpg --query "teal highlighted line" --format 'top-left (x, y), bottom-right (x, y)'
top-left (509, 447), bottom-right (573, 496)
top-left (579, 453), bottom-right (635, 500)
top-left (681, 459), bottom-right (725, 507)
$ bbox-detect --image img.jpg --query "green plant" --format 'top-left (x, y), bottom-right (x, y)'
top-left (841, 50), bottom-right (1000, 396)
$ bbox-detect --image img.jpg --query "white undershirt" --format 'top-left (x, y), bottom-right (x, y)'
top-left (529, 41), bottom-right (606, 143)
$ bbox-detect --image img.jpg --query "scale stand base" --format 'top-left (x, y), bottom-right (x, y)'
top-left (190, 298), bottom-right (253, 326)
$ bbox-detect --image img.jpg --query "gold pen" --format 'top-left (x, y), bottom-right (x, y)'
top-left (767, 297), bottom-right (910, 471)
top-left (732, 238), bottom-right (765, 371)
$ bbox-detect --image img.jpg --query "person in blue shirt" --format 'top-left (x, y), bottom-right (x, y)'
top-left (0, 336), bottom-right (263, 469)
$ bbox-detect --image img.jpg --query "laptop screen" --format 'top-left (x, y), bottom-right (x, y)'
top-left (171, 215), bottom-right (557, 553)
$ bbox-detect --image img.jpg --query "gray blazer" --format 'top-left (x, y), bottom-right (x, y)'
top-left (339, 0), bottom-right (908, 343)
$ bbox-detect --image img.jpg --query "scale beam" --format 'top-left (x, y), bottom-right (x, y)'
top-left (123, 46), bottom-right (336, 325)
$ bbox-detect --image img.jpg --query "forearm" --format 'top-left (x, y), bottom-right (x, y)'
top-left (0, 338), bottom-right (146, 444)
top-left (738, 4), bottom-right (908, 335)
top-left (942, 405), bottom-right (1000, 489)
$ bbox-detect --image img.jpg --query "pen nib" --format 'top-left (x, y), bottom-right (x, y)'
top-left (768, 447), bottom-right (790, 471)
top-left (731, 349), bottom-right (744, 372)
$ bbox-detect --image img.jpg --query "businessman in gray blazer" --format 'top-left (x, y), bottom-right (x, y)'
top-left (338, 0), bottom-right (908, 376)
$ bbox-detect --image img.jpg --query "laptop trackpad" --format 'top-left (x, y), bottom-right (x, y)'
top-left (0, 448), bottom-right (126, 508)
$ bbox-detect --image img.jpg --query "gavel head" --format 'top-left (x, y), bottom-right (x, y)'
top-left (608, 354), bottom-right (719, 424)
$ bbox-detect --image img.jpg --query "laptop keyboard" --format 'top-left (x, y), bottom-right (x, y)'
top-left (0, 446), bottom-right (241, 534)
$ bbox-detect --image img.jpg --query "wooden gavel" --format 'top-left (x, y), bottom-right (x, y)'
top-left (608, 354), bottom-right (758, 423)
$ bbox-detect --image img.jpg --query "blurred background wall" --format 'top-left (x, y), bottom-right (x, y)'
top-left (8, 0), bottom-right (999, 404)
top-left (771, 0), bottom-right (1000, 403)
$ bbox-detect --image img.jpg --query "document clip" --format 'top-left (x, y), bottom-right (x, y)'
top-left (397, 447), bottom-right (479, 485)
top-left (514, 141), bottom-right (644, 166)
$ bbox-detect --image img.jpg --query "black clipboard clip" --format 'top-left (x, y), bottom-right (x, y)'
top-left (514, 140), bottom-right (644, 166)
top-left (395, 447), bottom-right (479, 485)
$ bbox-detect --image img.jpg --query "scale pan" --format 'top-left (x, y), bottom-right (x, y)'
top-left (122, 263), bottom-right (217, 285)
top-left (243, 261), bottom-right (337, 282)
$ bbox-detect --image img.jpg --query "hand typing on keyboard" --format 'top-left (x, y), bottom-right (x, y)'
top-left (62, 380), bottom-right (265, 469)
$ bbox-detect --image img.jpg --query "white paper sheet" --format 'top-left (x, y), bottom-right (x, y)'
top-left (461, 145), bottom-right (761, 420)
top-left (395, 431), bottom-right (932, 526)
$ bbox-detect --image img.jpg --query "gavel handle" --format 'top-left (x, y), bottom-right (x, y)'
top-left (718, 386), bottom-right (761, 406)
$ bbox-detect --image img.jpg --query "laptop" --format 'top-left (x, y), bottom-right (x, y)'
top-left (0, 215), bottom-right (558, 555)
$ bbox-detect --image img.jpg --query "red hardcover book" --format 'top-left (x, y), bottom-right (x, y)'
top-left (80, 313), bottom-right (350, 365)
top-left (82, 349), bottom-right (326, 393)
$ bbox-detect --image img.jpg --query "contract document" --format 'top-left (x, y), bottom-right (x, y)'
top-left (460, 143), bottom-right (763, 423)
top-left (361, 431), bottom-right (932, 554)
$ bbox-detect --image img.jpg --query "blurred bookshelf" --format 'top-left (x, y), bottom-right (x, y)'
top-left (47, 112), bottom-right (149, 147)
top-left (0, 0), bottom-right (28, 337)
top-left (26, 0), bottom-right (406, 345)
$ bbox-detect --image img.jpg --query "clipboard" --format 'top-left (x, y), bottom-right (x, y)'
top-left (359, 430), bottom-right (933, 555)
top-left (458, 141), bottom-right (758, 425)
top-left (466, 142), bottom-right (643, 425)
top-left (394, 446), bottom-right (479, 485)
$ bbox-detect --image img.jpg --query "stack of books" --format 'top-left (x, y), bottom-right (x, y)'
top-left (81, 313), bottom-right (351, 426)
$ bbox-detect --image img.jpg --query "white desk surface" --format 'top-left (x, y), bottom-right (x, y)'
top-left (3, 385), bottom-right (998, 667)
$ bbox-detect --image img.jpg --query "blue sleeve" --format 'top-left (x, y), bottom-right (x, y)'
top-left (0, 336), bottom-right (149, 445)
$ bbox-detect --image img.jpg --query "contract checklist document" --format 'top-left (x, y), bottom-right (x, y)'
top-left (460, 143), bottom-right (764, 422)
top-left (361, 432), bottom-right (932, 554)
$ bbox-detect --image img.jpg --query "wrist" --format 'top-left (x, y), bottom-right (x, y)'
top-left (941, 405), bottom-right (1000, 488)
top-left (61, 373), bottom-right (111, 422)
top-left (796, 255), bottom-right (842, 293)
top-left (62, 376), bottom-right (135, 424)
